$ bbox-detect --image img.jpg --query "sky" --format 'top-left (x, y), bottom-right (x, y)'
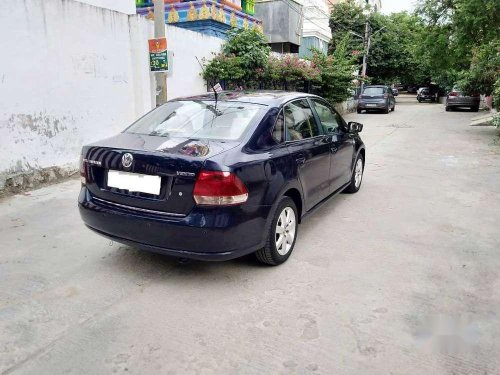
top-left (381, 0), bottom-right (417, 14)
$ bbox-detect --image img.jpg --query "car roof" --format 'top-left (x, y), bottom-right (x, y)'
top-left (364, 85), bottom-right (388, 88)
top-left (174, 90), bottom-right (320, 107)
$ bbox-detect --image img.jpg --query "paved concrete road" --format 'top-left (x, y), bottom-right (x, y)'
top-left (1, 95), bottom-right (499, 375)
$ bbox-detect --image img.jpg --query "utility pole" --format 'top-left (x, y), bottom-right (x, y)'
top-left (154, 0), bottom-right (168, 106)
top-left (360, 20), bottom-right (370, 93)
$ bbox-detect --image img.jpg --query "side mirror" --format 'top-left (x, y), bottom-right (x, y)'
top-left (347, 121), bottom-right (363, 133)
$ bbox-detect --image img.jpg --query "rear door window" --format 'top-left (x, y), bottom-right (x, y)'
top-left (284, 100), bottom-right (320, 141)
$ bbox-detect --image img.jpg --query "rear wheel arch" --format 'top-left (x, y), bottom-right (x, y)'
top-left (260, 185), bottom-right (303, 249)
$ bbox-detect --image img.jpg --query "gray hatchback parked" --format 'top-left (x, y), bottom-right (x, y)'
top-left (357, 85), bottom-right (396, 114)
top-left (445, 86), bottom-right (480, 112)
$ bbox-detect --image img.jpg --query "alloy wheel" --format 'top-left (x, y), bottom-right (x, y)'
top-left (354, 158), bottom-right (363, 188)
top-left (275, 207), bottom-right (296, 255)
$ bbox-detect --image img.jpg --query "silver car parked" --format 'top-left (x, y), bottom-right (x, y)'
top-left (445, 86), bottom-right (480, 112)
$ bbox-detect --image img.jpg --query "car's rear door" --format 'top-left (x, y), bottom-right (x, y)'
top-left (284, 99), bottom-right (331, 211)
top-left (310, 99), bottom-right (355, 194)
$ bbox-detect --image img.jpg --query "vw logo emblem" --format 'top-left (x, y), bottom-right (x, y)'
top-left (121, 153), bottom-right (133, 168)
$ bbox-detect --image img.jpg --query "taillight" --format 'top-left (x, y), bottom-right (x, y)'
top-left (79, 155), bottom-right (87, 185)
top-left (193, 170), bottom-right (248, 206)
top-left (449, 92), bottom-right (458, 97)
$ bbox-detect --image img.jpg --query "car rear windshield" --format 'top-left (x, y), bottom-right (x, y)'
top-left (124, 100), bottom-right (264, 140)
top-left (363, 87), bottom-right (385, 95)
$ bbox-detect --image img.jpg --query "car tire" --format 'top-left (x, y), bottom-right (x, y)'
top-left (418, 99), bottom-right (422, 103)
top-left (392, 105), bottom-right (396, 112)
top-left (344, 153), bottom-right (364, 194)
top-left (384, 106), bottom-right (389, 114)
top-left (255, 197), bottom-right (298, 266)
top-left (472, 106), bottom-right (479, 112)
top-left (445, 106), bottom-right (451, 112)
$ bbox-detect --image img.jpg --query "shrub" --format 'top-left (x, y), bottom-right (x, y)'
top-left (202, 29), bottom-right (356, 104)
top-left (493, 78), bottom-right (500, 111)
top-left (308, 35), bottom-right (357, 104)
top-left (202, 53), bottom-right (245, 89)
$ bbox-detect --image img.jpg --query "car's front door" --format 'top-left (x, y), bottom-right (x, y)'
top-left (310, 99), bottom-right (355, 194)
top-left (284, 99), bottom-right (331, 211)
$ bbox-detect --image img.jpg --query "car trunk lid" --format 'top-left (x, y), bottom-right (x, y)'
top-left (82, 133), bottom-right (237, 216)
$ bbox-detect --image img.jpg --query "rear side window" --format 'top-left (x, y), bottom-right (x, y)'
top-left (284, 100), bottom-right (320, 141)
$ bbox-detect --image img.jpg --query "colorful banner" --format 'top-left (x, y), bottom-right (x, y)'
top-left (148, 37), bottom-right (168, 72)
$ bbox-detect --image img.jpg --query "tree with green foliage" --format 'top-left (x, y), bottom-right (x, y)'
top-left (415, 0), bottom-right (500, 93)
top-left (328, 0), bottom-right (499, 97)
top-left (202, 28), bottom-right (271, 88)
top-left (309, 35), bottom-right (357, 104)
top-left (221, 28), bottom-right (271, 82)
top-left (328, 0), bottom-right (366, 54)
top-left (368, 12), bottom-right (430, 85)
top-left (328, 1), bottom-right (429, 86)
top-left (457, 40), bottom-right (500, 97)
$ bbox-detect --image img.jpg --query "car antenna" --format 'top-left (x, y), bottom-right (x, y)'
top-left (195, 56), bottom-right (222, 112)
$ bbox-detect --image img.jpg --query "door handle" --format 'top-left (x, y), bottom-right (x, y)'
top-left (296, 156), bottom-right (306, 165)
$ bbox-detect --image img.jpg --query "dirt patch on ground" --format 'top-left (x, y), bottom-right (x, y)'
top-left (0, 165), bottom-right (78, 199)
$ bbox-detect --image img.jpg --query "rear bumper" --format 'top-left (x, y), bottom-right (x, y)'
top-left (446, 98), bottom-right (480, 107)
top-left (418, 95), bottom-right (435, 101)
top-left (358, 100), bottom-right (387, 109)
top-left (79, 188), bottom-right (271, 260)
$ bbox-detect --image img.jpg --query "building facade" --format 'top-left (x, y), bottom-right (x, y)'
top-left (136, 0), bottom-right (262, 39)
top-left (254, 0), bottom-right (303, 54)
top-left (298, 0), bottom-right (332, 58)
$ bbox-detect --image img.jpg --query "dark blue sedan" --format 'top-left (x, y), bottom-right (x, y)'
top-left (79, 91), bottom-right (365, 265)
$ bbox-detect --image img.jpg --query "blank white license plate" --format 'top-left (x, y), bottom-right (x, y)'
top-left (366, 104), bottom-right (377, 107)
top-left (107, 170), bottom-right (161, 195)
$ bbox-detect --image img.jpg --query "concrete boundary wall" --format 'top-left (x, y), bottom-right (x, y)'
top-left (0, 0), bottom-right (223, 193)
top-left (75, 0), bottom-right (136, 14)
